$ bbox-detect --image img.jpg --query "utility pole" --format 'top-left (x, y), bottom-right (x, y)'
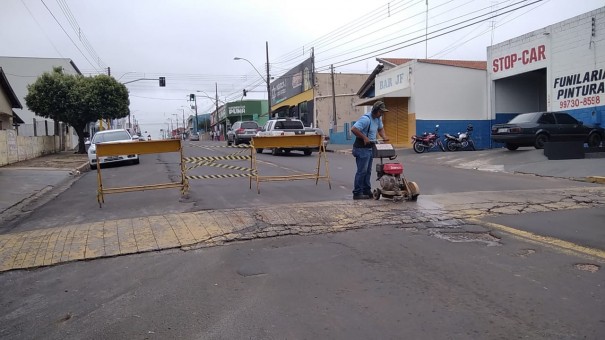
top-left (266, 41), bottom-right (271, 118)
top-left (193, 95), bottom-right (199, 136)
top-left (425, 0), bottom-right (428, 59)
top-left (215, 82), bottom-right (220, 140)
top-left (331, 64), bottom-right (337, 132)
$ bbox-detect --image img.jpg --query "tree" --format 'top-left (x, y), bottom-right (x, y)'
top-left (25, 67), bottom-right (130, 153)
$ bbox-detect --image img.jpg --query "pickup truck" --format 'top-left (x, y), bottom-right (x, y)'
top-left (255, 118), bottom-right (319, 156)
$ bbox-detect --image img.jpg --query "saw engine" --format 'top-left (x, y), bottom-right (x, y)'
top-left (376, 163), bottom-right (403, 191)
top-left (371, 143), bottom-right (419, 202)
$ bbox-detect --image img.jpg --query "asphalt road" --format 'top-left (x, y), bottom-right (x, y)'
top-left (2, 143), bottom-right (598, 232)
top-left (1, 225), bottom-right (603, 339)
top-left (1, 143), bottom-right (603, 339)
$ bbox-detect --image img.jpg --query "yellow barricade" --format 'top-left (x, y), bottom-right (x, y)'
top-left (95, 139), bottom-right (187, 207)
top-left (251, 134), bottom-right (331, 193)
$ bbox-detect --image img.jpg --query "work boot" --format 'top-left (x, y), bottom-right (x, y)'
top-left (353, 194), bottom-right (370, 200)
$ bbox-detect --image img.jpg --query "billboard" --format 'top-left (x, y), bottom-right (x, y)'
top-left (270, 57), bottom-right (314, 105)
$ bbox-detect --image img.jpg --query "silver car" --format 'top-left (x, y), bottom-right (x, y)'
top-left (227, 121), bottom-right (260, 146)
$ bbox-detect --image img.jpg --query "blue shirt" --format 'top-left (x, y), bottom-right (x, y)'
top-left (353, 113), bottom-right (383, 141)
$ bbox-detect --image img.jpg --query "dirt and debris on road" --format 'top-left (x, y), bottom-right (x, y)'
top-left (3, 151), bottom-right (88, 170)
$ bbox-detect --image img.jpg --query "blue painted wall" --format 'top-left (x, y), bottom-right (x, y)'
top-left (330, 122), bottom-right (354, 145)
top-left (416, 119), bottom-right (493, 150)
top-left (329, 104), bottom-right (605, 149)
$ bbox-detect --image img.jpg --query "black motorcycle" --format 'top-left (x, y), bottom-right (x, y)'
top-left (443, 124), bottom-right (475, 151)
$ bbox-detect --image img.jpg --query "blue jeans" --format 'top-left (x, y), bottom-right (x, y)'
top-left (352, 147), bottom-right (373, 195)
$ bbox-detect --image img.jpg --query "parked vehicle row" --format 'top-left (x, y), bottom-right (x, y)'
top-left (225, 119), bottom-right (328, 156)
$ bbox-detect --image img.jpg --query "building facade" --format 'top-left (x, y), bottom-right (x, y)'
top-left (487, 7), bottom-right (605, 142)
top-left (0, 57), bottom-right (82, 142)
top-left (0, 67), bottom-right (23, 131)
top-left (356, 58), bottom-right (488, 148)
top-left (268, 56), bottom-right (368, 138)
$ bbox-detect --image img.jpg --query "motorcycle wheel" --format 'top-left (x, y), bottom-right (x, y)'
top-left (438, 140), bottom-right (446, 152)
top-left (446, 140), bottom-right (457, 152)
top-left (413, 141), bottom-right (426, 153)
top-left (468, 140), bottom-right (476, 151)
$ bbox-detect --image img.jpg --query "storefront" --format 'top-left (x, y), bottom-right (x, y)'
top-left (224, 100), bottom-right (269, 128)
top-left (487, 8), bottom-right (604, 139)
top-left (270, 57), bottom-right (315, 126)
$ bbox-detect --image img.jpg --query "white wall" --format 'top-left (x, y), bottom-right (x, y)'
top-left (487, 7), bottom-right (605, 118)
top-left (412, 62), bottom-right (487, 120)
top-left (0, 57), bottom-right (81, 136)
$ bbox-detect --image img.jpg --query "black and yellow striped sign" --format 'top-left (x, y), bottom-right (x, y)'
top-left (184, 155), bottom-right (250, 162)
top-left (187, 173), bottom-right (253, 179)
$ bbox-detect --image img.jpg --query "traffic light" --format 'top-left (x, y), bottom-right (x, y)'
top-left (190, 93), bottom-right (195, 101)
top-left (159, 77), bottom-right (166, 87)
top-left (243, 89), bottom-right (247, 97)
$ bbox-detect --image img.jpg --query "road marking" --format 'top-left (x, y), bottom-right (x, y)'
top-left (469, 218), bottom-right (605, 261)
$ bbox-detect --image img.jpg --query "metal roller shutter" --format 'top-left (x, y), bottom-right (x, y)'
top-left (382, 98), bottom-right (409, 147)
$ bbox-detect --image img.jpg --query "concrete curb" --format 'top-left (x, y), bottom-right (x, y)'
top-left (585, 176), bottom-right (605, 184)
top-left (74, 161), bottom-right (91, 174)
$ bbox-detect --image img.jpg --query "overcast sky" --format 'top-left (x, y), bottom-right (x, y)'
top-left (1, 0), bottom-right (603, 137)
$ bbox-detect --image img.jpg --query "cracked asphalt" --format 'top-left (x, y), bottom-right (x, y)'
top-left (1, 186), bottom-right (603, 272)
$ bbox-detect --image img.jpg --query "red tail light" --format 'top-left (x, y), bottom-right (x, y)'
top-left (510, 127), bottom-right (522, 133)
top-left (236, 128), bottom-right (244, 134)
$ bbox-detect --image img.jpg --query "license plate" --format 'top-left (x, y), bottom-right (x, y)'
top-left (497, 128), bottom-right (509, 133)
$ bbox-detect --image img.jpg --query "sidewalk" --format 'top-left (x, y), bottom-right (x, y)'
top-left (328, 143), bottom-right (605, 183)
top-left (0, 152), bottom-right (89, 223)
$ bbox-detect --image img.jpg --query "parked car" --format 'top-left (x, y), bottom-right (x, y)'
top-left (189, 133), bottom-right (200, 141)
top-left (87, 129), bottom-right (140, 169)
top-left (491, 111), bottom-right (604, 150)
top-left (227, 121), bottom-right (260, 146)
top-left (305, 127), bottom-right (330, 150)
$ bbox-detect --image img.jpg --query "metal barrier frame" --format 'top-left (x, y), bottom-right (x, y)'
top-left (95, 139), bottom-right (187, 207)
top-left (250, 134), bottom-right (331, 193)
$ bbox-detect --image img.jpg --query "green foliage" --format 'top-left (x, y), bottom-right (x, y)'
top-left (24, 67), bottom-right (130, 153)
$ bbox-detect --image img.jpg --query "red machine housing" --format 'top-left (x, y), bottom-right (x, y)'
top-left (382, 163), bottom-right (403, 175)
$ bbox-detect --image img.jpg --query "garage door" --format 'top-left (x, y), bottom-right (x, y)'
top-left (382, 97), bottom-right (410, 147)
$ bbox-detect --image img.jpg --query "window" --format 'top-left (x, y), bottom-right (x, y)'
top-left (537, 113), bottom-right (556, 124)
top-left (554, 113), bottom-right (579, 124)
top-left (240, 121), bottom-right (259, 129)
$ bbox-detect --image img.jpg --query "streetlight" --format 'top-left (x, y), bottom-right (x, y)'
top-left (234, 41), bottom-right (271, 118)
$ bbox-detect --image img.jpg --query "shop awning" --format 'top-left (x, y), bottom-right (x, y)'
top-left (354, 88), bottom-right (411, 107)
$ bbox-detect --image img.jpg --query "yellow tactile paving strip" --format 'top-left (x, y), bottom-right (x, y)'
top-left (0, 210), bottom-right (245, 272)
top-left (2, 187), bottom-right (605, 273)
top-left (0, 204), bottom-right (379, 272)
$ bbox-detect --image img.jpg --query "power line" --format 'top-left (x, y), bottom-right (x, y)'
top-left (314, 0), bottom-right (543, 72)
top-left (55, 0), bottom-right (107, 69)
top-left (39, 0), bottom-right (100, 72)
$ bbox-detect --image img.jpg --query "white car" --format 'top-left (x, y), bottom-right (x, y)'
top-left (87, 129), bottom-right (139, 170)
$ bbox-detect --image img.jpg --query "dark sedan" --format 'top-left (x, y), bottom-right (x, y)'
top-left (491, 111), bottom-right (604, 150)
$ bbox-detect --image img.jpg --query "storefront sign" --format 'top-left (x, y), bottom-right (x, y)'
top-left (492, 45), bottom-right (546, 73)
top-left (553, 69), bottom-right (604, 109)
top-left (489, 38), bottom-right (548, 79)
top-left (375, 65), bottom-right (409, 96)
top-left (228, 105), bottom-right (245, 115)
